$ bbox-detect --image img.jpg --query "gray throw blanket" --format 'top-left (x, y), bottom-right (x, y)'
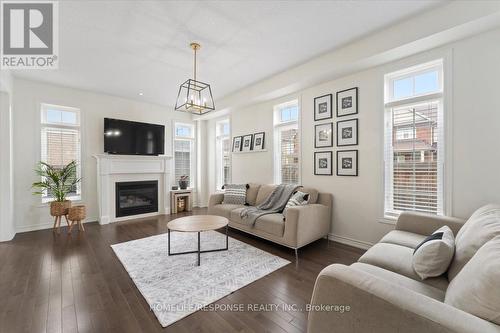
top-left (240, 184), bottom-right (299, 226)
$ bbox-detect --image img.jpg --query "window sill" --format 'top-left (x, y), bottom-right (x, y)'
top-left (377, 215), bottom-right (398, 225)
top-left (39, 196), bottom-right (82, 207)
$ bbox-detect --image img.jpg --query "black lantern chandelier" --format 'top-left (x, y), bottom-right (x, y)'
top-left (174, 42), bottom-right (215, 115)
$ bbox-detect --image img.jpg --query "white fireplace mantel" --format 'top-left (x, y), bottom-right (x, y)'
top-left (93, 154), bottom-right (172, 224)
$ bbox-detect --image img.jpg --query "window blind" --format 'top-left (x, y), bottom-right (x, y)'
top-left (278, 126), bottom-right (300, 184)
top-left (174, 140), bottom-right (192, 185)
top-left (385, 101), bottom-right (443, 215)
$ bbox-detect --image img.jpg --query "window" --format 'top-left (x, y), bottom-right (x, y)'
top-left (215, 119), bottom-right (231, 190)
top-left (274, 100), bottom-right (300, 184)
top-left (40, 104), bottom-right (81, 202)
top-left (384, 60), bottom-right (444, 217)
top-left (174, 122), bottom-right (195, 187)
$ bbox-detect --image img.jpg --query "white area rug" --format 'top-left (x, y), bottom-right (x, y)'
top-left (111, 230), bottom-right (290, 327)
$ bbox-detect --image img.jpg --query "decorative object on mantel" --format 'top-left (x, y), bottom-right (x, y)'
top-left (31, 161), bottom-right (81, 233)
top-left (337, 150), bottom-right (358, 176)
top-left (314, 151), bottom-right (333, 176)
top-left (232, 136), bottom-right (242, 152)
top-left (314, 94), bottom-right (333, 121)
top-left (111, 231), bottom-right (289, 327)
top-left (337, 118), bottom-right (358, 146)
top-left (178, 175), bottom-right (189, 190)
top-left (241, 134), bottom-right (253, 152)
top-left (252, 132), bottom-right (265, 151)
top-left (315, 122), bottom-right (333, 148)
top-left (68, 205), bottom-right (86, 233)
top-left (170, 189), bottom-right (193, 214)
top-left (174, 42), bottom-right (215, 115)
top-left (336, 87), bottom-right (358, 117)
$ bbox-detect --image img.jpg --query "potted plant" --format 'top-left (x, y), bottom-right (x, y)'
top-left (178, 175), bottom-right (189, 190)
top-left (32, 160), bottom-right (81, 218)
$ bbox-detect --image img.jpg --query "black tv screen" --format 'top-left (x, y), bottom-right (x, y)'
top-left (104, 118), bottom-right (165, 155)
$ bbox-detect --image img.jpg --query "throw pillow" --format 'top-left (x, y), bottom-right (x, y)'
top-left (412, 226), bottom-right (455, 280)
top-left (222, 184), bottom-right (248, 205)
top-left (283, 191), bottom-right (309, 216)
top-left (445, 236), bottom-right (500, 325)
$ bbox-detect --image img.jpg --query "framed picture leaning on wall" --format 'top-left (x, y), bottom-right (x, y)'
top-left (314, 151), bottom-right (333, 176)
top-left (314, 94), bottom-right (333, 121)
top-left (314, 122), bottom-right (333, 148)
top-left (241, 134), bottom-right (253, 152)
top-left (336, 87), bottom-right (358, 117)
top-left (252, 132), bottom-right (265, 151)
top-left (232, 136), bottom-right (242, 152)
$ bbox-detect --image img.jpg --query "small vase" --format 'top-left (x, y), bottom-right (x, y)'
top-left (178, 180), bottom-right (188, 190)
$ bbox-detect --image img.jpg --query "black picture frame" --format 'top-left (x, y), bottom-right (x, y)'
top-left (336, 87), bottom-right (358, 117)
top-left (252, 132), bottom-right (265, 151)
top-left (314, 151), bottom-right (333, 176)
top-left (314, 123), bottom-right (333, 148)
top-left (232, 136), bottom-right (242, 152)
top-left (314, 94), bottom-right (333, 121)
top-left (241, 134), bottom-right (253, 152)
top-left (336, 150), bottom-right (358, 176)
top-left (337, 119), bottom-right (358, 147)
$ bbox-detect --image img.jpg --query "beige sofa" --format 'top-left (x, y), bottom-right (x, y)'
top-left (208, 183), bottom-right (332, 256)
top-left (308, 207), bottom-right (500, 333)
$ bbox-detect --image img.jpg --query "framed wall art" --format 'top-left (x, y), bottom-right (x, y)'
top-left (314, 151), bottom-right (333, 176)
top-left (337, 150), bottom-right (358, 176)
top-left (232, 136), bottom-right (242, 152)
top-left (337, 119), bottom-right (358, 146)
top-left (241, 134), bottom-right (253, 152)
top-left (314, 94), bottom-right (332, 121)
top-left (252, 132), bottom-right (265, 151)
top-left (314, 123), bottom-right (333, 148)
top-left (336, 87), bottom-right (358, 117)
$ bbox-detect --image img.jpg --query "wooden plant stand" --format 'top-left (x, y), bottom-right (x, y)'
top-left (68, 205), bottom-right (86, 233)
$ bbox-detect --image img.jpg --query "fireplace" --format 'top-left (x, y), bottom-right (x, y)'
top-left (115, 181), bottom-right (158, 217)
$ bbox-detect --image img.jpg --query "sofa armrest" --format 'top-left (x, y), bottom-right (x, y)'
top-left (208, 193), bottom-right (224, 207)
top-left (395, 211), bottom-right (465, 236)
top-left (285, 204), bottom-right (330, 248)
top-left (308, 264), bottom-right (499, 333)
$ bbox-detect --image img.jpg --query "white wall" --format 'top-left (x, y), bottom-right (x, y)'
top-left (0, 70), bottom-right (15, 240)
top-left (209, 28), bottom-right (500, 247)
top-left (12, 78), bottom-right (192, 232)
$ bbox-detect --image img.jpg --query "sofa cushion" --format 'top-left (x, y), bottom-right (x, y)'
top-left (209, 204), bottom-right (245, 219)
top-left (246, 183), bottom-right (261, 206)
top-left (255, 184), bottom-right (277, 206)
top-left (283, 191), bottom-right (309, 215)
top-left (351, 263), bottom-right (446, 301)
top-left (445, 236), bottom-right (500, 325)
top-left (358, 242), bottom-right (448, 290)
top-left (298, 186), bottom-right (318, 204)
top-left (380, 230), bottom-right (427, 249)
top-left (412, 226), bottom-right (455, 280)
top-left (448, 204), bottom-right (500, 281)
top-left (222, 184), bottom-right (247, 205)
top-left (230, 208), bottom-right (285, 237)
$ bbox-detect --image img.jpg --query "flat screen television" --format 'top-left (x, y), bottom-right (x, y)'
top-left (104, 118), bottom-right (165, 155)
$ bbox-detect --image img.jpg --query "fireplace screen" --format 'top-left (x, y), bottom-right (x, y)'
top-left (115, 181), bottom-right (158, 217)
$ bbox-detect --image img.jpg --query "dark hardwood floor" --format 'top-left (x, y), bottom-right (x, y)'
top-left (0, 208), bottom-right (364, 333)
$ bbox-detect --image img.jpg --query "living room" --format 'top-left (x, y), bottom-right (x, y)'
top-left (1, 1), bottom-right (500, 332)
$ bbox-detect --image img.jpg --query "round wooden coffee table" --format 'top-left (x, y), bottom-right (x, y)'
top-left (167, 215), bottom-right (229, 266)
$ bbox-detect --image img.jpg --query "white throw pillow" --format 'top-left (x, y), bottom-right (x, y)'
top-left (283, 191), bottom-right (309, 216)
top-left (412, 226), bottom-right (455, 280)
top-left (445, 236), bottom-right (500, 325)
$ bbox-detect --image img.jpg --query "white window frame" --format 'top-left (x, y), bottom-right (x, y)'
top-left (173, 121), bottom-right (196, 189)
top-left (215, 118), bottom-right (231, 191)
top-left (40, 103), bottom-right (82, 203)
top-left (383, 59), bottom-right (446, 220)
top-left (273, 99), bottom-right (301, 185)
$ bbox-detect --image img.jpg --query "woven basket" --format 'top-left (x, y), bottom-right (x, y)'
top-left (50, 200), bottom-right (71, 216)
top-left (68, 205), bottom-right (86, 221)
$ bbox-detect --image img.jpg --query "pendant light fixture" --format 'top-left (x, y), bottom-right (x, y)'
top-left (174, 42), bottom-right (215, 115)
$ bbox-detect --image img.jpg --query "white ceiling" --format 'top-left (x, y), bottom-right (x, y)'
top-left (12, 0), bottom-right (444, 107)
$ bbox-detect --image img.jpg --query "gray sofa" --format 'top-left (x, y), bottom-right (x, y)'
top-left (308, 206), bottom-right (500, 333)
top-left (208, 183), bottom-right (332, 256)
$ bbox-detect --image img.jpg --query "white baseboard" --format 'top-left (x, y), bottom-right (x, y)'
top-left (16, 217), bottom-right (97, 234)
top-left (328, 233), bottom-right (374, 250)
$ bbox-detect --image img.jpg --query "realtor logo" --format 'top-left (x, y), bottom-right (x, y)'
top-left (1, 1), bottom-right (58, 69)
